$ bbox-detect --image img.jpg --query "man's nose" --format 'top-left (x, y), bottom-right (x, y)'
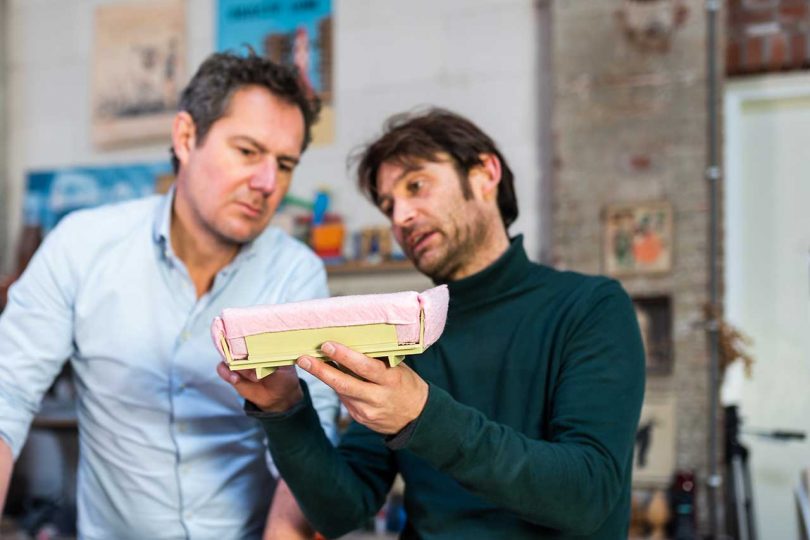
top-left (391, 199), bottom-right (416, 227)
top-left (249, 159), bottom-right (277, 194)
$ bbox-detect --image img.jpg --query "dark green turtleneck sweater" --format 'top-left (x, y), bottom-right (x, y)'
top-left (255, 236), bottom-right (645, 539)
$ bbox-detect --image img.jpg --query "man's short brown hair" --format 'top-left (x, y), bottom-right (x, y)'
top-left (352, 108), bottom-right (518, 229)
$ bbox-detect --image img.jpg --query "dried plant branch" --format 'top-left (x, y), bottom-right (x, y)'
top-left (704, 303), bottom-right (755, 377)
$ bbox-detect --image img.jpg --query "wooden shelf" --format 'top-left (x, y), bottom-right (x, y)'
top-left (325, 259), bottom-right (417, 276)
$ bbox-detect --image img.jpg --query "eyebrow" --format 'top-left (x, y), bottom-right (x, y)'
top-left (377, 162), bottom-right (426, 199)
top-left (230, 135), bottom-right (300, 166)
top-left (391, 162), bottom-right (425, 184)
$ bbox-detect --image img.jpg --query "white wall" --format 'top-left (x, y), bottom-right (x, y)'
top-left (3, 0), bottom-right (546, 271)
top-left (724, 73), bottom-right (810, 540)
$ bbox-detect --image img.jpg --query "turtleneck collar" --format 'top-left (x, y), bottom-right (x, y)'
top-left (445, 235), bottom-right (534, 309)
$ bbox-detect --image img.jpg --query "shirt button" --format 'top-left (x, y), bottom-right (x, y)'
top-left (176, 383), bottom-right (186, 394)
top-left (177, 422), bottom-right (187, 433)
top-left (180, 331), bottom-right (191, 342)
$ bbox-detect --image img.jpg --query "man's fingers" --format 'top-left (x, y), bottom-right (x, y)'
top-left (319, 341), bottom-right (386, 382)
top-left (297, 354), bottom-right (365, 398)
top-left (216, 361), bottom-right (241, 385)
top-left (237, 368), bottom-right (260, 383)
top-left (216, 361), bottom-right (261, 386)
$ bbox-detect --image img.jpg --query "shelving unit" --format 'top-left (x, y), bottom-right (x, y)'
top-left (325, 259), bottom-right (432, 296)
top-left (325, 259), bottom-right (417, 276)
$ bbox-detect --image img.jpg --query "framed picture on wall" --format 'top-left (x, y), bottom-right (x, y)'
top-left (632, 295), bottom-right (673, 375)
top-left (24, 161), bottom-right (173, 233)
top-left (217, 0), bottom-right (334, 145)
top-left (603, 201), bottom-right (673, 276)
top-left (633, 397), bottom-right (677, 486)
top-left (91, 0), bottom-right (186, 148)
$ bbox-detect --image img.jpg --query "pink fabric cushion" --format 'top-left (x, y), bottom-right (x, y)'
top-left (211, 285), bottom-right (449, 361)
top-left (419, 284), bottom-right (450, 348)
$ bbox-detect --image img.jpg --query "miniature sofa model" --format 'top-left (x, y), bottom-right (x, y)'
top-left (211, 285), bottom-right (449, 378)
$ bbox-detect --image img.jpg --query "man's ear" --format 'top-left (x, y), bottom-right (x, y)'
top-left (172, 111), bottom-right (196, 169)
top-left (470, 153), bottom-right (502, 201)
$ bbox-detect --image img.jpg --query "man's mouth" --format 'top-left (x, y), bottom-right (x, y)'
top-left (236, 201), bottom-right (263, 218)
top-left (408, 230), bottom-right (437, 255)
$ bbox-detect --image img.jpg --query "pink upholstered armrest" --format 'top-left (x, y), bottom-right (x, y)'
top-left (211, 285), bottom-right (449, 360)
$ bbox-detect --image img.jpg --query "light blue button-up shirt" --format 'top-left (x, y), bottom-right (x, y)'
top-left (0, 191), bottom-right (339, 539)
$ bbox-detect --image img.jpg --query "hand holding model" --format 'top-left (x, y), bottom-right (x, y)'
top-left (218, 340), bottom-right (429, 435)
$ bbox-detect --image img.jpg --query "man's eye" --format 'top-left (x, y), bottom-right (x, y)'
top-left (238, 147), bottom-right (257, 157)
top-left (278, 162), bottom-right (294, 173)
top-left (379, 201), bottom-right (393, 217)
top-left (406, 179), bottom-right (424, 194)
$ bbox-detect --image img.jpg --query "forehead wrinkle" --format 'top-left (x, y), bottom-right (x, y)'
top-left (227, 135), bottom-right (301, 166)
top-left (230, 135), bottom-right (266, 152)
top-left (223, 86), bottom-right (305, 156)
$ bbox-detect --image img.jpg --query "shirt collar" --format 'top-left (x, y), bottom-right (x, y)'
top-left (152, 186), bottom-right (175, 262)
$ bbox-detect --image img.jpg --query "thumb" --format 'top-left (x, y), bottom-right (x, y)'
top-left (216, 361), bottom-right (241, 385)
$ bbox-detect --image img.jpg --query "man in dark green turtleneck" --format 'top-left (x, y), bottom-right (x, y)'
top-left (217, 109), bottom-right (645, 539)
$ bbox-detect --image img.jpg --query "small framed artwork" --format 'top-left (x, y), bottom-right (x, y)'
top-left (603, 201), bottom-right (673, 276)
top-left (633, 397), bottom-right (677, 486)
top-left (632, 295), bottom-right (673, 375)
top-left (91, 0), bottom-right (186, 148)
top-left (217, 0), bottom-right (335, 145)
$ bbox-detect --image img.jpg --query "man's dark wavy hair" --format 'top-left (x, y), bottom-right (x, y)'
top-left (351, 108), bottom-right (518, 229)
top-left (170, 50), bottom-right (320, 173)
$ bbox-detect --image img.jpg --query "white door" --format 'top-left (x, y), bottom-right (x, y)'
top-left (725, 73), bottom-right (810, 540)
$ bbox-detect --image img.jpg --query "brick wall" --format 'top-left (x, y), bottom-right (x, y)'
top-left (551, 0), bottom-right (721, 531)
top-left (727, 0), bottom-right (810, 75)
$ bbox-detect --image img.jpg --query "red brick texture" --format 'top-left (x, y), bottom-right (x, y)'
top-left (727, 0), bottom-right (810, 75)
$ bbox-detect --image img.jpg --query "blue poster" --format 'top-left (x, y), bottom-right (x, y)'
top-left (24, 162), bottom-right (172, 232)
top-left (217, 0), bottom-right (334, 143)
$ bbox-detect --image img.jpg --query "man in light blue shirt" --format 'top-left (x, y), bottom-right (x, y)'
top-left (0, 52), bottom-right (339, 539)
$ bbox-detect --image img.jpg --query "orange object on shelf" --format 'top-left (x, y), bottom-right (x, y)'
top-left (310, 221), bottom-right (344, 258)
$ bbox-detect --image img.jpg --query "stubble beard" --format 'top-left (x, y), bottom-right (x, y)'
top-left (416, 209), bottom-right (490, 283)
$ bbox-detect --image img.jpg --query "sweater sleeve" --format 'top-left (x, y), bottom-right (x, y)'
top-left (399, 279), bottom-right (645, 535)
top-left (258, 382), bottom-right (398, 538)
